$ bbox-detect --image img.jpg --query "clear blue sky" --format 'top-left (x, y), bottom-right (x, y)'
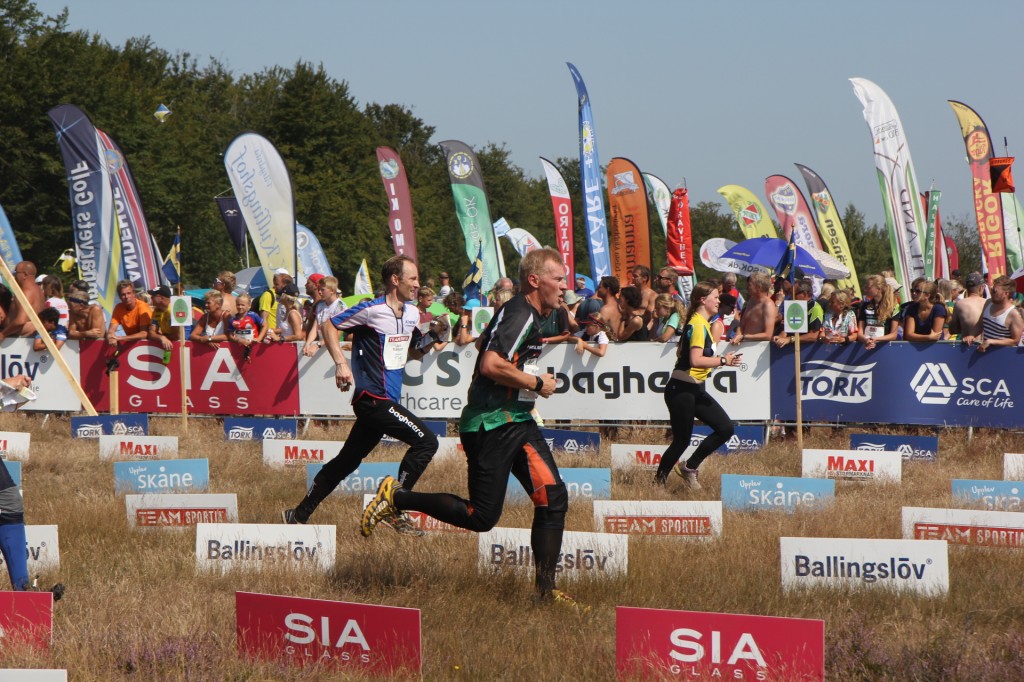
top-left (34, 0), bottom-right (1024, 236)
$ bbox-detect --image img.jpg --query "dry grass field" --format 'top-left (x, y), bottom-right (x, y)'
top-left (1, 412), bottom-right (1023, 681)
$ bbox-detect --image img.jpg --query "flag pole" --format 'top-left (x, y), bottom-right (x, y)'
top-left (176, 226), bottom-right (188, 434)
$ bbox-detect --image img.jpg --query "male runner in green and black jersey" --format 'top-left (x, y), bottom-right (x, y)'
top-left (361, 247), bottom-right (579, 605)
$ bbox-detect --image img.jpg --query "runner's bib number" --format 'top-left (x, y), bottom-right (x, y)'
top-left (865, 325), bottom-right (884, 339)
top-left (384, 334), bottom-right (411, 369)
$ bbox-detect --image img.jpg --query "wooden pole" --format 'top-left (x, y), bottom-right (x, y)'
top-left (0, 257), bottom-right (98, 416)
top-left (794, 333), bottom-right (803, 451)
top-left (176, 226), bottom-right (188, 434)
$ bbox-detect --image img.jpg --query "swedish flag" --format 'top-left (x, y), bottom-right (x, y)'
top-left (162, 233), bottom-right (180, 285)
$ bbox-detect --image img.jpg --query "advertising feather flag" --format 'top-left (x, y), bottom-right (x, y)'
top-left (354, 259), bottom-right (372, 296)
top-left (540, 157), bottom-right (575, 281)
top-left (718, 185), bottom-right (778, 239)
top-left (0, 203), bottom-right (23, 274)
top-left (376, 147), bottom-right (418, 262)
top-left (567, 63), bottom-right (611, 279)
top-left (606, 157), bottom-right (652, 282)
top-left (851, 78), bottom-right (928, 291)
top-left (644, 173), bottom-right (672, 238)
top-left (796, 164), bottom-right (861, 296)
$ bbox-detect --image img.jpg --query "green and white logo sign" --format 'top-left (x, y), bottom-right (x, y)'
top-left (783, 300), bottom-right (807, 334)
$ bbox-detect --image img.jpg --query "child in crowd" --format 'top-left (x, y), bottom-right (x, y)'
top-left (32, 306), bottom-right (67, 352)
top-left (821, 290), bottom-right (858, 344)
top-left (228, 293), bottom-right (263, 361)
top-left (574, 313), bottom-right (610, 358)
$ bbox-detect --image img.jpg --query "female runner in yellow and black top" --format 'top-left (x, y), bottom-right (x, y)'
top-left (654, 281), bottom-right (741, 490)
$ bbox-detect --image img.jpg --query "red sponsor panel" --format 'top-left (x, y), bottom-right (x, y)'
top-left (666, 188), bottom-right (694, 275)
top-left (136, 508), bottom-right (229, 527)
top-left (0, 591), bottom-right (53, 649)
top-left (914, 522), bottom-right (1024, 547)
top-left (603, 515), bottom-right (712, 536)
top-left (236, 591), bottom-right (420, 675)
top-left (552, 195), bottom-right (575, 281)
top-left (80, 340), bottom-right (300, 415)
top-left (616, 606), bottom-right (824, 681)
top-left (404, 511), bottom-right (469, 533)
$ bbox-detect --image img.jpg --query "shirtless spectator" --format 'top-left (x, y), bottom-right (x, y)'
top-left (596, 276), bottom-right (622, 339)
top-left (964, 275), bottom-right (1023, 352)
top-left (212, 271), bottom-right (238, 317)
top-left (66, 291), bottom-right (105, 340)
top-left (0, 262), bottom-right (45, 339)
top-left (631, 265), bottom-right (657, 325)
top-left (106, 280), bottom-right (153, 346)
top-left (949, 272), bottom-right (986, 340)
top-left (731, 272), bottom-right (777, 344)
top-left (303, 276), bottom-right (346, 357)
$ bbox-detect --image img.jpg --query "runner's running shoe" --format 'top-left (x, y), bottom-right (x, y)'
top-left (533, 588), bottom-right (590, 612)
top-left (380, 511), bottom-right (425, 537)
top-left (673, 463), bottom-right (703, 490)
top-left (360, 476), bottom-right (400, 538)
top-left (281, 508), bottom-right (305, 524)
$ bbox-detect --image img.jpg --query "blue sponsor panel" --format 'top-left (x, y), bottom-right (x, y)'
top-left (540, 428), bottom-right (600, 455)
top-left (4, 461), bottom-right (20, 487)
top-left (952, 479), bottom-right (1024, 511)
top-left (850, 433), bottom-right (938, 462)
top-left (770, 343), bottom-right (1023, 427)
top-left (507, 468), bottom-right (610, 501)
top-left (694, 424), bottom-right (764, 454)
top-left (306, 462), bottom-right (399, 495)
top-left (721, 474), bottom-right (834, 512)
top-left (114, 459), bottom-right (210, 494)
top-left (224, 417), bottom-right (297, 441)
top-left (71, 414), bottom-right (149, 438)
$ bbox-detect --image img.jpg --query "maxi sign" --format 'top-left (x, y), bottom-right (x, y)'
top-left (771, 343), bottom-right (1024, 427)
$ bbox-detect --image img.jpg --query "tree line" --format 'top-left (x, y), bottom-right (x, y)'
top-left (0, 0), bottom-right (980, 292)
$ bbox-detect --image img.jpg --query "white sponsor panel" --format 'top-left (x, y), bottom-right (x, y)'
top-left (0, 672), bottom-right (67, 682)
top-left (0, 431), bottom-right (31, 461)
top-left (99, 435), bottom-right (178, 461)
top-left (611, 444), bottom-right (667, 471)
top-left (126, 493), bottom-right (238, 527)
top-left (362, 493), bottom-right (468, 533)
top-left (479, 527), bottom-right (627, 578)
top-left (780, 537), bottom-right (948, 595)
top-left (300, 342), bottom-right (771, 420)
top-left (262, 439), bottom-right (343, 469)
top-left (0, 525), bottom-right (59, 573)
top-left (196, 523), bottom-right (336, 573)
top-left (593, 500), bottom-right (722, 538)
top-left (802, 448), bottom-right (902, 482)
top-left (433, 436), bottom-right (463, 461)
top-left (902, 507), bottom-right (1024, 547)
top-left (1004, 453), bottom-right (1024, 481)
top-left (0, 338), bottom-right (81, 412)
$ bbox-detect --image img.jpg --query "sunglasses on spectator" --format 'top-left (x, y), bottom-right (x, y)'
top-left (911, 288), bottom-right (923, 295)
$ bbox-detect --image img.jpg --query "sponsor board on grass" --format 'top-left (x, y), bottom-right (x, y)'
top-left (616, 606), bottom-right (824, 681)
top-left (113, 459), bottom-right (209, 494)
top-left (306, 462), bottom-right (398, 496)
top-left (236, 591), bottom-right (420, 674)
top-left (126, 493), bottom-right (238, 528)
top-left (721, 474), bottom-right (835, 512)
top-left (0, 525), bottom-right (59, 573)
top-left (902, 506), bottom-right (1024, 547)
top-left (431, 436), bottom-right (463, 461)
top-left (610, 428), bottom-right (764, 473)
top-left (801, 448), bottom-right (902, 482)
top-left (224, 417), bottom-right (297, 441)
top-left (0, 671), bottom-right (66, 681)
top-left (98, 435), bottom-right (178, 461)
top-left (1004, 453), bottom-right (1024, 481)
top-left (479, 527), bottom-right (627, 579)
top-left (0, 592), bottom-right (54, 650)
top-left (540, 427), bottom-right (600, 455)
top-left (850, 433), bottom-right (938, 461)
top-left (780, 537), bottom-right (948, 595)
top-left (506, 468), bottom-right (610, 501)
top-left (0, 431), bottom-right (31, 460)
top-left (593, 500), bottom-right (722, 537)
top-left (262, 439), bottom-right (343, 469)
top-left (197, 524), bottom-right (336, 573)
top-left (71, 414), bottom-right (148, 438)
top-left (4, 460), bottom-right (20, 489)
top-left (951, 479), bottom-right (1024, 511)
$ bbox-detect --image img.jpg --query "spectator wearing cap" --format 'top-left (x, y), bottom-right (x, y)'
top-left (562, 290), bottom-right (582, 332)
top-left (437, 271), bottom-right (453, 299)
top-left (964, 275), bottom-right (1024, 351)
top-left (107, 280), bottom-right (153, 346)
top-left (302, 273), bottom-right (325, 332)
top-left (212, 271), bottom-right (238, 317)
top-left (574, 275), bottom-right (595, 299)
top-left (950, 272), bottom-right (987, 340)
top-left (147, 285), bottom-right (179, 351)
top-left (268, 282), bottom-right (304, 343)
top-left (66, 290), bottom-right (105, 340)
top-left (444, 292), bottom-right (476, 346)
top-left (574, 312), bottom-right (610, 358)
top-left (0, 261), bottom-right (45, 340)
